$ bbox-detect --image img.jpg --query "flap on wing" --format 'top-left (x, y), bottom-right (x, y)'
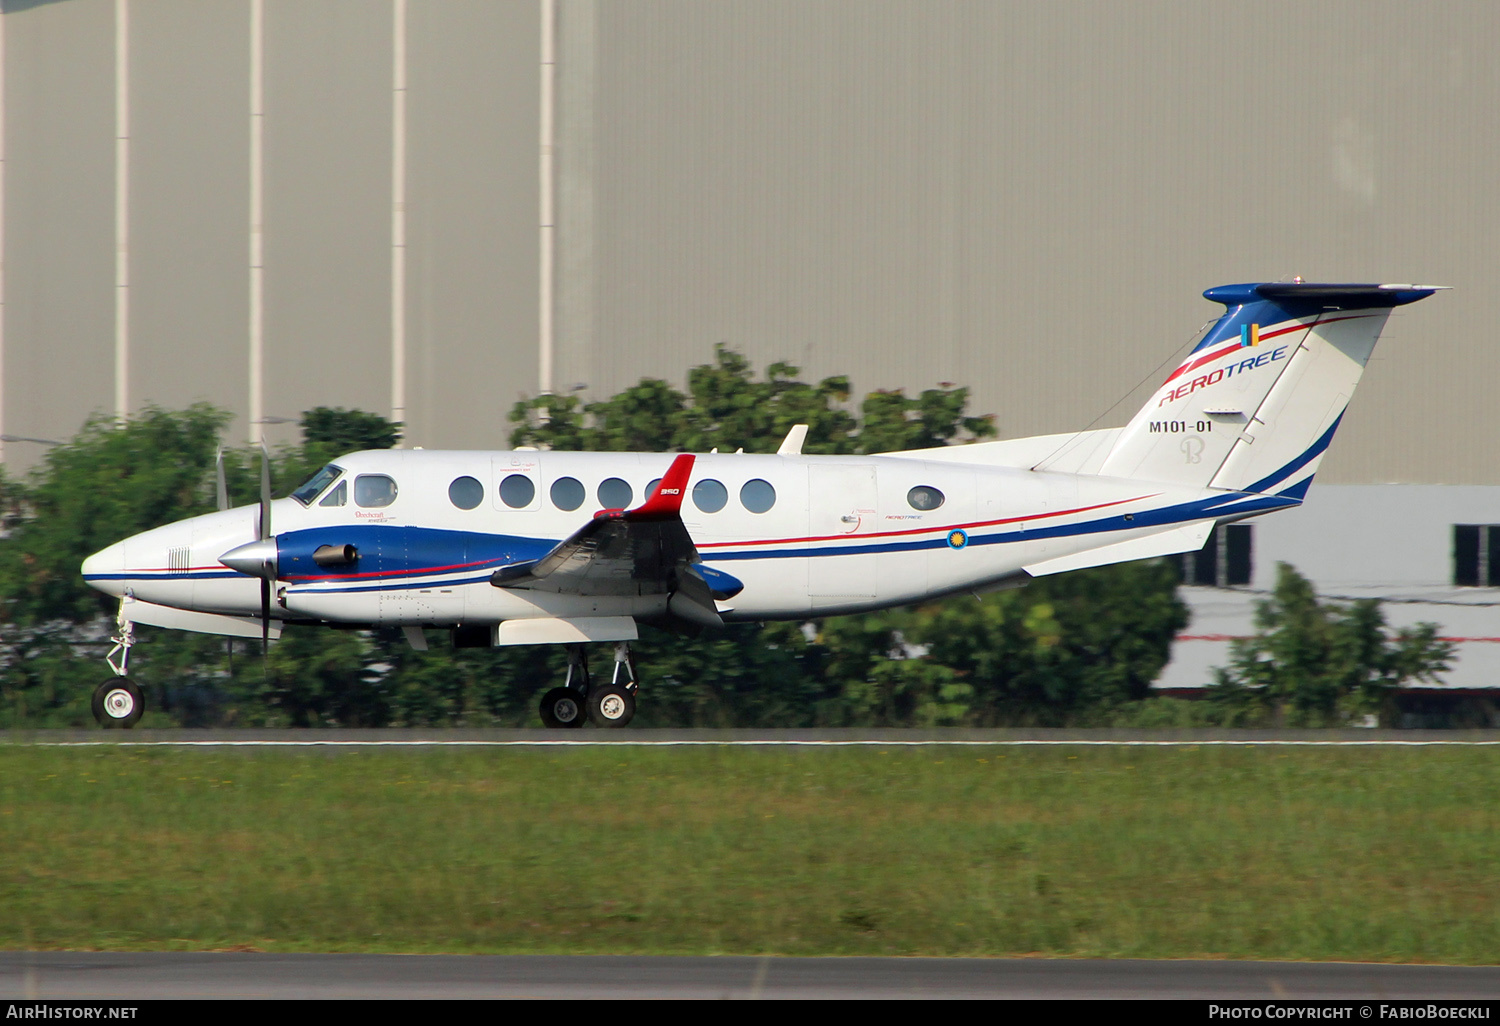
top-left (667, 567), bottom-right (725, 628)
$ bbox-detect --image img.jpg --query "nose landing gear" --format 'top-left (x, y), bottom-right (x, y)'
top-left (93, 597), bottom-right (144, 728)
top-left (537, 642), bottom-right (638, 729)
top-left (92, 678), bottom-right (144, 729)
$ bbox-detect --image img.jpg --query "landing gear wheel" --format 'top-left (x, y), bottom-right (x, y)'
top-left (539, 687), bottom-right (587, 729)
top-left (92, 677), bottom-right (144, 729)
top-left (587, 685), bottom-right (636, 728)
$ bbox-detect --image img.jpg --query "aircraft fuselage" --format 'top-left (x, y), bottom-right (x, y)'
top-left (81, 447), bottom-right (1285, 629)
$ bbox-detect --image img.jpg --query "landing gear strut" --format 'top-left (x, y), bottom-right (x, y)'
top-left (93, 597), bottom-right (145, 728)
top-left (587, 641), bottom-right (637, 728)
top-left (537, 642), bottom-right (638, 729)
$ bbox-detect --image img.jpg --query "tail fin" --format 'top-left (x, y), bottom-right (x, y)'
top-left (1096, 282), bottom-right (1444, 495)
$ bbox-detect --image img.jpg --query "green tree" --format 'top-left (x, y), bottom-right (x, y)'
top-left (1209, 563), bottom-right (1454, 727)
top-left (0, 404), bottom-right (229, 624)
top-left (586, 378), bottom-right (692, 452)
top-left (299, 406), bottom-right (402, 464)
top-left (276, 406), bottom-right (404, 497)
top-left (905, 560), bottom-right (1189, 725)
top-left (508, 344), bottom-right (992, 455)
top-left (2, 390), bottom-right (1197, 731)
top-left (676, 346), bottom-right (859, 454)
top-left (625, 620), bottom-right (835, 727)
top-left (817, 611), bottom-right (973, 726)
top-left (0, 404), bottom-right (407, 728)
top-left (856, 386), bottom-right (998, 454)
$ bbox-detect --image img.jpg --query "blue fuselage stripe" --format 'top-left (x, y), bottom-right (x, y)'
top-left (90, 491), bottom-right (1297, 597)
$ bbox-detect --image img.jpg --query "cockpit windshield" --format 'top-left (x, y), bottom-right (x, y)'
top-left (291, 464), bottom-right (343, 506)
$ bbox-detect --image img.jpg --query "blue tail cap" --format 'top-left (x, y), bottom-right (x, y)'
top-left (1203, 282), bottom-right (1442, 309)
top-left (1188, 282), bottom-right (1446, 356)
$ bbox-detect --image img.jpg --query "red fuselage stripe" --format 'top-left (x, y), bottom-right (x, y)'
top-left (695, 494), bottom-right (1154, 550)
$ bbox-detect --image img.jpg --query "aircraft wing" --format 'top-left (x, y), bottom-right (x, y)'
top-left (490, 453), bottom-right (742, 624)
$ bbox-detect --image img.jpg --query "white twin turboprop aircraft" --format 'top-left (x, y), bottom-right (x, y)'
top-left (81, 282), bottom-right (1443, 728)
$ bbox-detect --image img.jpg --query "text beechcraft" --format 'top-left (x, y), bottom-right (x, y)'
top-left (81, 282), bottom-right (1445, 728)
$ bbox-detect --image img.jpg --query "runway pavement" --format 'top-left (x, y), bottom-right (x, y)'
top-left (7, 727), bottom-right (1500, 746)
top-left (3, 953), bottom-right (1500, 999)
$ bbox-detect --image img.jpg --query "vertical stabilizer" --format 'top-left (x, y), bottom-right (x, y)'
top-left (1096, 283), bottom-right (1442, 494)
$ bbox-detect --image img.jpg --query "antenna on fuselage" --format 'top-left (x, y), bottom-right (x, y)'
top-left (776, 424), bottom-right (808, 456)
top-left (215, 446), bottom-right (229, 512)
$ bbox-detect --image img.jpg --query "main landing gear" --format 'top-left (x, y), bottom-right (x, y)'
top-left (92, 598), bottom-right (144, 728)
top-left (538, 642), bottom-right (638, 729)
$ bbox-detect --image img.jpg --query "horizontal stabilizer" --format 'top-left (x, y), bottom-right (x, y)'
top-left (1022, 521), bottom-right (1214, 577)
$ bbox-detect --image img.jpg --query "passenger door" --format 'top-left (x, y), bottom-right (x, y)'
top-left (807, 463), bottom-right (878, 607)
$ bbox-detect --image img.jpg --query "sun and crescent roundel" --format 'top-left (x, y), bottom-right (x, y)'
top-left (947, 529), bottom-right (968, 550)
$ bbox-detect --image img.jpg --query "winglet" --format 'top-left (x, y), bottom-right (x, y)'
top-left (628, 453), bottom-right (696, 521)
top-left (777, 424), bottom-right (808, 456)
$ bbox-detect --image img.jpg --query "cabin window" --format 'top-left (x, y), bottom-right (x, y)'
top-left (550, 477), bottom-right (585, 511)
top-left (448, 476), bottom-right (484, 510)
top-left (597, 478), bottom-right (633, 510)
top-left (906, 485), bottom-right (945, 511)
top-left (693, 479), bottom-right (728, 513)
top-left (740, 479), bottom-right (776, 513)
top-left (354, 474), bottom-right (398, 508)
top-left (291, 464), bottom-right (342, 506)
top-left (645, 478), bottom-right (662, 497)
top-left (318, 480), bottom-right (347, 507)
top-left (499, 474), bottom-right (536, 509)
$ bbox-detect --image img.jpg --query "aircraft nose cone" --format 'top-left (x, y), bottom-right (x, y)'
top-left (81, 540), bottom-right (128, 597)
top-left (220, 538), bottom-right (278, 580)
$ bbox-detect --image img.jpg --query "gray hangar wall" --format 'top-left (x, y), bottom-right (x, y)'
top-left (3, 0), bottom-right (1496, 485)
top-left (1, 0), bottom-right (540, 462)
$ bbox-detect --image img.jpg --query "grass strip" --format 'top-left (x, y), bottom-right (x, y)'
top-left (2, 744), bottom-right (1496, 962)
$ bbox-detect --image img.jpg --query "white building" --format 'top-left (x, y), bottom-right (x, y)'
top-left (1159, 485), bottom-right (1500, 723)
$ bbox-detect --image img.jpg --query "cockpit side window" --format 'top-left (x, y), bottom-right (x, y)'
top-left (319, 480), bottom-right (348, 507)
top-left (292, 465), bottom-right (343, 506)
top-left (354, 474), bottom-right (399, 508)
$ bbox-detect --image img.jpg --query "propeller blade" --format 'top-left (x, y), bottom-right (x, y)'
top-left (215, 446), bottom-right (229, 512)
top-left (260, 578), bottom-right (271, 656)
top-left (258, 444), bottom-right (273, 655)
top-left (258, 444), bottom-right (272, 541)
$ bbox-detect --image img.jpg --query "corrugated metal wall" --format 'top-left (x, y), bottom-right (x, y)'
top-left (574, 0), bottom-right (1500, 483)
top-left (3, 0), bottom-right (1496, 483)
top-left (1, 0), bottom-right (537, 461)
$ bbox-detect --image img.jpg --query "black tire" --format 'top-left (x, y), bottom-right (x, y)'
top-left (539, 687), bottom-right (587, 729)
top-left (92, 677), bottom-right (144, 729)
top-left (587, 684), bottom-right (636, 728)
